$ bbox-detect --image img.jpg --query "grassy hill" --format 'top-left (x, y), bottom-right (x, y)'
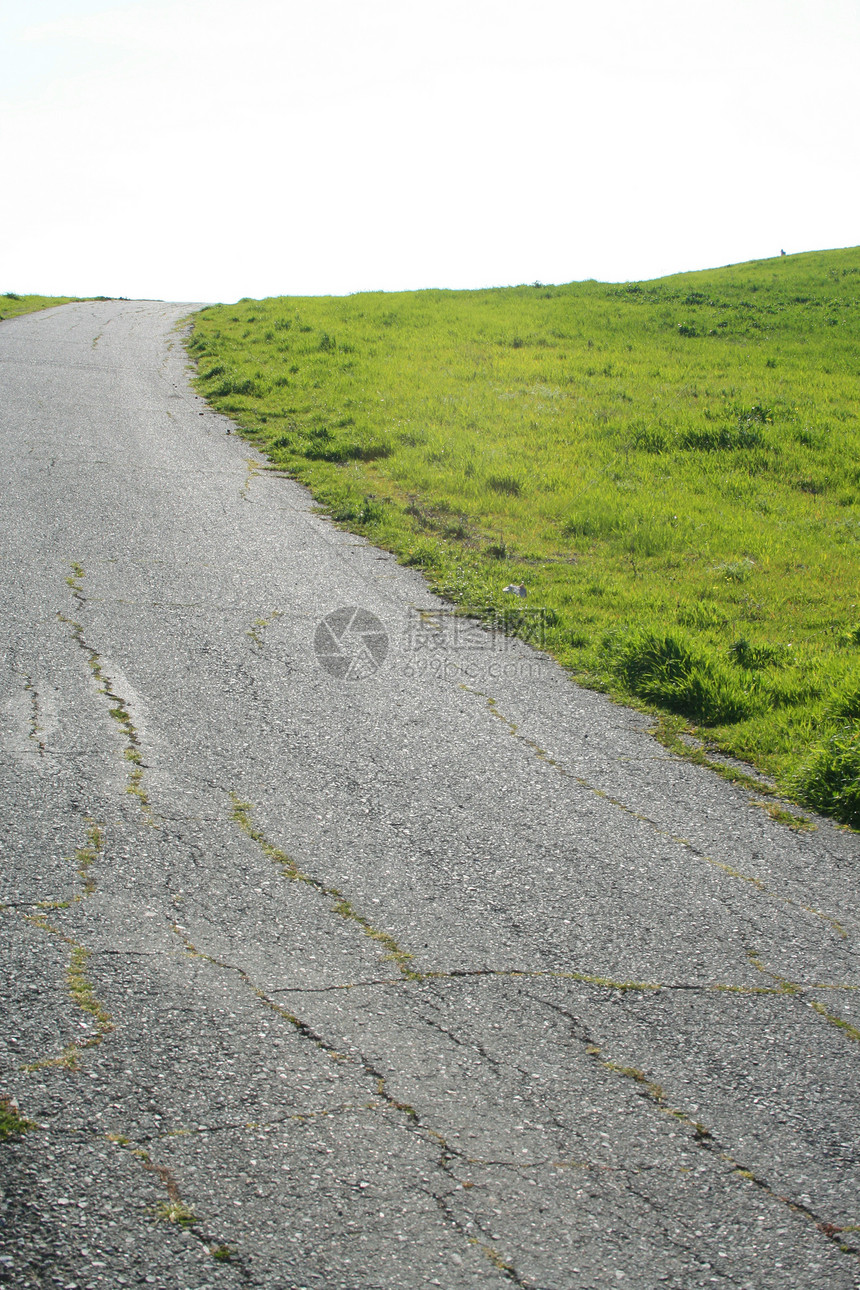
top-left (188, 248), bottom-right (860, 827)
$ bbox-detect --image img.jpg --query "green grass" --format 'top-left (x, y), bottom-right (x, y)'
top-left (0, 291), bottom-right (86, 321)
top-left (0, 1096), bottom-right (35, 1140)
top-left (188, 248), bottom-right (860, 828)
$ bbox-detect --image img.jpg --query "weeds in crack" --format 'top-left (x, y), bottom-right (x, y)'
top-left (8, 662), bottom-right (48, 756)
top-left (654, 715), bottom-right (783, 797)
top-left (746, 949), bottom-right (860, 995)
top-left (163, 922), bottom-right (524, 1280)
top-left (468, 1156), bottom-right (594, 1171)
top-left (752, 798), bottom-right (816, 831)
top-left (65, 561), bottom-right (86, 608)
top-left (122, 1144), bottom-right (196, 1228)
top-left (746, 949), bottom-right (803, 995)
top-left (808, 1000), bottom-right (860, 1044)
top-left (72, 820), bottom-right (104, 900)
top-left (373, 1077), bottom-right (419, 1122)
top-left (656, 720), bottom-right (828, 838)
top-left (15, 820), bottom-right (102, 909)
top-left (153, 1199), bottom-right (196, 1227)
top-left (23, 674), bottom-right (46, 756)
top-left (424, 965), bottom-right (661, 991)
top-left (534, 991), bottom-right (860, 1262)
top-left (431, 1188), bottom-right (535, 1289)
top-left (169, 923), bottom-right (352, 1066)
top-left (58, 576), bottom-right (155, 824)
top-left (462, 685), bottom-right (845, 940)
top-left (106, 1133), bottom-right (253, 1272)
top-left (581, 1041), bottom-right (712, 1140)
top-left (67, 945), bottom-right (112, 1042)
top-left (708, 864), bottom-right (845, 939)
top-left (229, 794), bottom-right (418, 977)
top-left (240, 458), bottom-right (262, 499)
top-left (470, 1238), bottom-right (533, 1288)
top-left (211, 1245), bottom-right (237, 1262)
top-left (246, 609), bottom-right (283, 651)
top-left (0, 1095), bottom-right (37, 1139)
top-left (272, 965), bottom-right (859, 1001)
top-left (427, 966), bottom-right (799, 998)
top-left (155, 1102), bottom-right (383, 1140)
top-left (169, 926), bottom-right (448, 1146)
top-left (20, 914), bottom-right (113, 1070)
top-left (748, 951), bottom-right (860, 1045)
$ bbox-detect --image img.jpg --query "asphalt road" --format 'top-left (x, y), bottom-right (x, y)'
top-left (1, 300), bottom-right (858, 1290)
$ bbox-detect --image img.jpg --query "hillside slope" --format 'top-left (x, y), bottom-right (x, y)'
top-left (189, 248), bottom-right (860, 825)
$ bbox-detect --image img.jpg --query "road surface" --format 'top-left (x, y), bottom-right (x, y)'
top-left (1, 300), bottom-right (858, 1289)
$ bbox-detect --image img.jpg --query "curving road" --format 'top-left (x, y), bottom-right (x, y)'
top-left (1, 300), bottom-right (858, 1290)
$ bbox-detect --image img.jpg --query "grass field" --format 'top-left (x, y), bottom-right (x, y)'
top-left (0, 291), bottom-right (85, 321)
top-left (188, 248), bottom-right (860, 827)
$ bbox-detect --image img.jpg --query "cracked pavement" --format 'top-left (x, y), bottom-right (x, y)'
top-left (1, 299), bottom-right (858, 1289)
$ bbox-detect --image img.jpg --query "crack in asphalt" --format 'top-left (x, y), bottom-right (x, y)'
top-left (16, 912), bottom-right (114, 1072)
top-left (12, 665), bottom-right (48, 757)
top-left (460, 685), bottom-right (850, 942)
top-left (158, 888), bottom-right (860, 1283)
top-left (411, 992), bottom-right (505, 1074)
top-left (225, 799), bottom-right (856, 1008)
top-left (151, 1102), bottom-right (389, 1140)
top-left (808, 1000), bottom-right (860, 1044)
top-left (71, 820), bottom-right (103, 902)
top-left (105, 1133), bottom-right (253, 1284)
top-left (164, 922), bottom-right (533, 1286)
top-left (58, 565), bottom-right (155, 825)
top-left (245, 609), bottom-right (283, 652)
top-left (529, 991), bottom-right (860, 1264)
top-left (612, 1174), bottom-right (748, 1289)
top-left (268, 966), bottom-right (855, 999)
top-left (747, 950), bottom-right (860, 1045)
top-left (240, 457), bottom-right (262, 500)
top-left (428, 1188), bottom-right (536, 1290)
top-left (6, 822), bottom-right (105, 914)
top-left (230, 795), bottom-right (419, 978)
top-left (7, 816), bottom-right (112, 1072)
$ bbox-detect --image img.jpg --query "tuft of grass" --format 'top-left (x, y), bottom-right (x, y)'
top-left (211, 1245), bottom-right (236, 1261)
top-left (830, 675), bottom-right (860, 721)
top-left (486, 474), bottom-right (522, 496)
top-left (753, 800), bottom-right (816, 831)
top-left (189, 247), bottom-right (860, 823)
top-left (152, 1200), bottom-right (196, 1227)
top-left (604, 629), bottom-right (758, 724)
top-left (791, 722), bottom-right (860, 828)
top-left (0, 1096), bottom-right (36, 1140)
top-left (728, 638), bottom-right (790, 670)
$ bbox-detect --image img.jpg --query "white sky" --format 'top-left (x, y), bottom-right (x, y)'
top-left (2, 0), bottom-right (858, 302)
